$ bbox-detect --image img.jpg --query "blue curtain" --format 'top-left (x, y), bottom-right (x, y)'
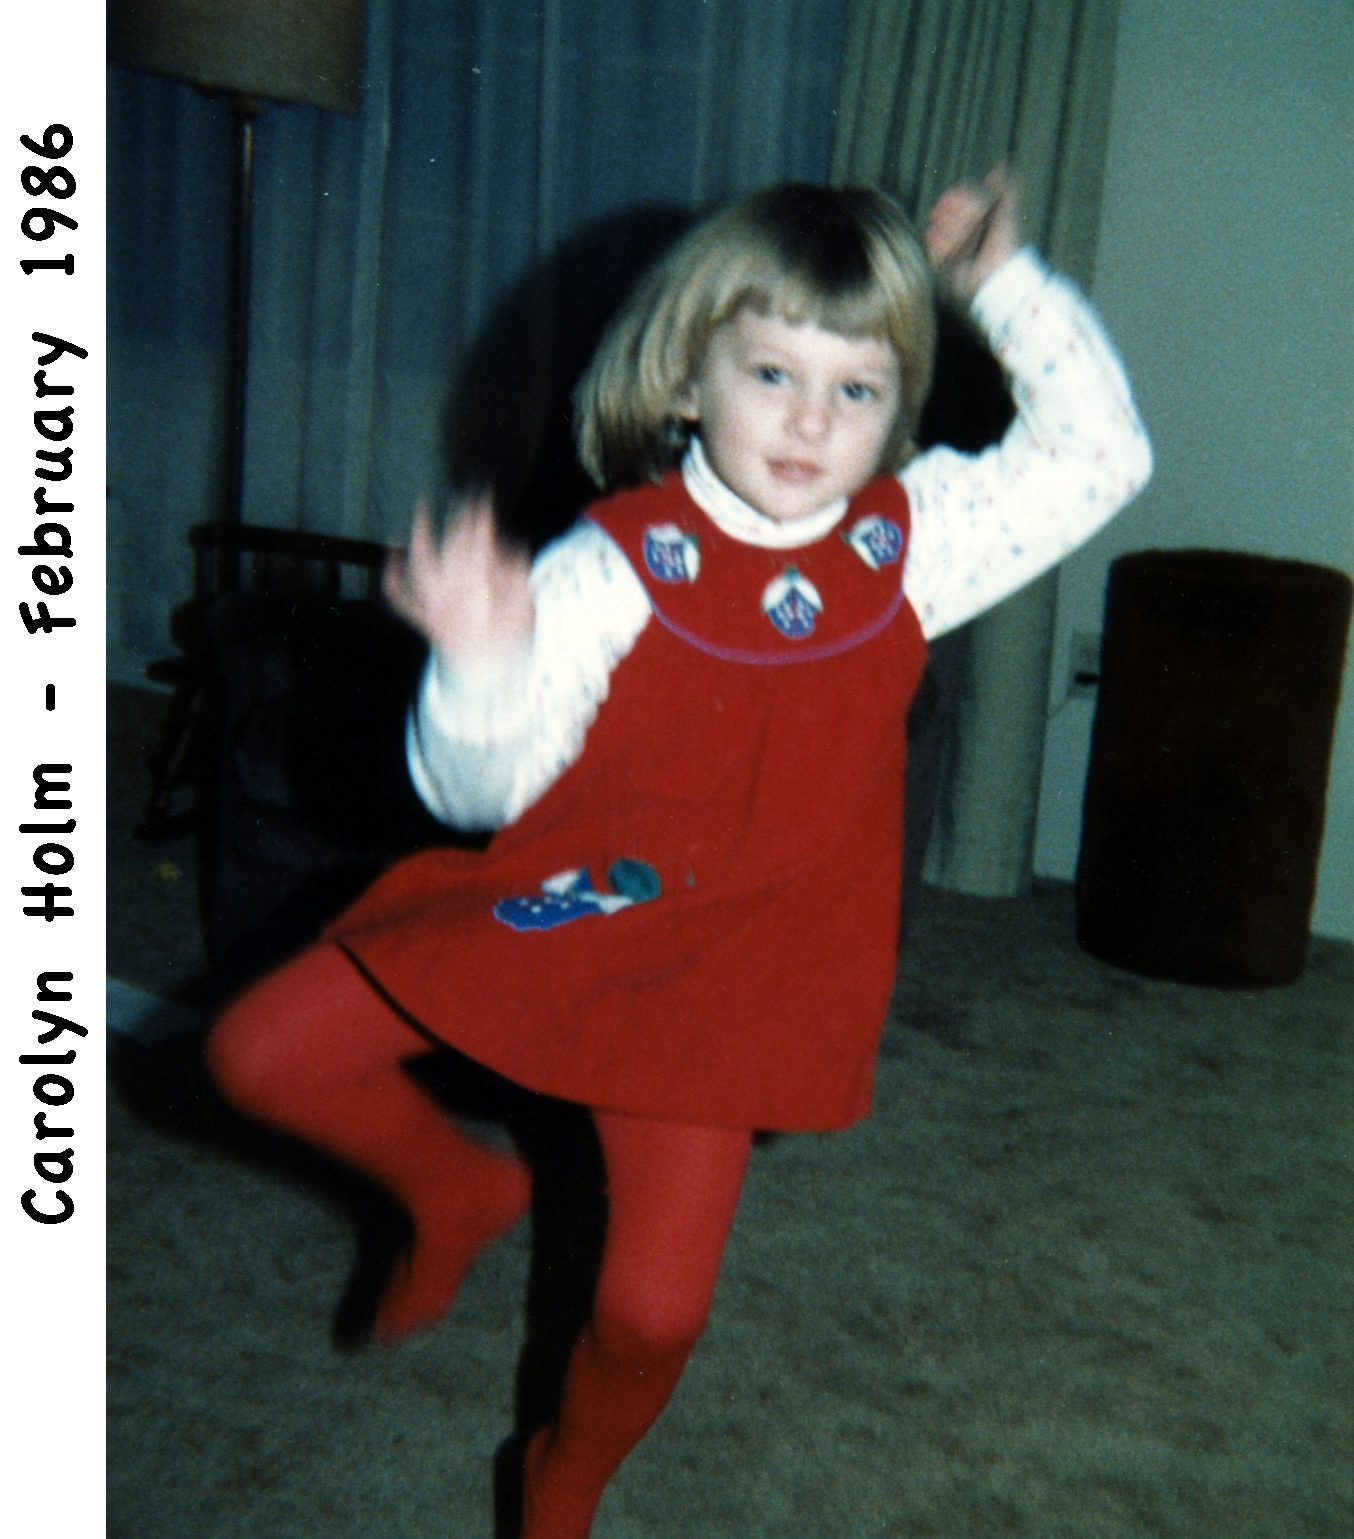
top-left (107, 0), bottom-right (850, 683)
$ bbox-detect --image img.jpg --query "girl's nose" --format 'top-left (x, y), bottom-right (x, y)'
top-left (789, 391), bottom-right (831, 440)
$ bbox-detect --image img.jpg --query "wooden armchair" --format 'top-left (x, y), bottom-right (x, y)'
top-left (143, 522), bottom-right (444, 982)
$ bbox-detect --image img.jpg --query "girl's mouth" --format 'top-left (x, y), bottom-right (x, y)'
top-left (768, 458), bottom-right (820, 484)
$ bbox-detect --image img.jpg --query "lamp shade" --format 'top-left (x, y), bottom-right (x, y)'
top-left (109, 0), bottom-right (365, 113)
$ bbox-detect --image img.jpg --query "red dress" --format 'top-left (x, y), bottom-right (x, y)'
top-left (330, 472), bottom-right (928, 1131)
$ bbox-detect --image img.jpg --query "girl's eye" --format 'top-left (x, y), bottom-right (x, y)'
top-left (842, 380), bottom-right (876, 402)
top-left (755, 365), bottom-right (787, 385)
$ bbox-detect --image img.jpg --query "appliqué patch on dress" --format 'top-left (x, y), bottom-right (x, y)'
top-left (844, 514), bottom-right (903, 571)
top-left (643, 524), bottom-right (700, 584)
top-left (494, 860), bottom-right (662, 932)
top-left (761, 566), bottom-right (823, 640)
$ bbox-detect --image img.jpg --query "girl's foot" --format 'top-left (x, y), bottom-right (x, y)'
top-left (372, 1150), bottom-right (531, 1344)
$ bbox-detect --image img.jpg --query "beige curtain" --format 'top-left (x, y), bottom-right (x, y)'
top-left (830, 0), bottom-right (1121, 897)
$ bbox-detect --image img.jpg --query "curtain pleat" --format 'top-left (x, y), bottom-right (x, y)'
top-left (830, 0), bottom-right (1121, 898)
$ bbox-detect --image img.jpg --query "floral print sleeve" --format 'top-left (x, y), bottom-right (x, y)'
top-left (900, 248), bottom-right (1152, 640)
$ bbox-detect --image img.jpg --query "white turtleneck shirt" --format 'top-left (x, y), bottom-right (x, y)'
top-left (406, 247), bottom-right (1152, 831)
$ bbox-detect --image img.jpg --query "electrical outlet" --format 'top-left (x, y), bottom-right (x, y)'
top-left (1068, 631), bottom-right (1101, 699)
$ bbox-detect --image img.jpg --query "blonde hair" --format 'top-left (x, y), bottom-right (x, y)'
top-left (574, 184), bottom-right (936, 491)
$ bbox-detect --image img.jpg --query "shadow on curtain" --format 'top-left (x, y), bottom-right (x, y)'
top-left (830, 0), bottom-right (1122, 898)
top-left (439, 203), bottom-right (696, 554)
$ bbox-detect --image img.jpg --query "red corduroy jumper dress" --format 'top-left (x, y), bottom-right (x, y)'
top-left (330, 472), bottom-right (927, 1131)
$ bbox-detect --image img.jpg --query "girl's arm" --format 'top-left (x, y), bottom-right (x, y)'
top-left (393, 512), bottom-right (650, 830)
top-left (901, 174), bottom-right (1152, 639)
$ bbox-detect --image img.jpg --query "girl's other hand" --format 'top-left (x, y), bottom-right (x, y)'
top-left (924, 167), bottom-right (1020, 303)
top-left (383, 492), bottom-right (534, 661)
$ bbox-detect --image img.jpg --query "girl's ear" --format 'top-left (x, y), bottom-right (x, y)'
top-left (674, 377), bottom-right (701, 424)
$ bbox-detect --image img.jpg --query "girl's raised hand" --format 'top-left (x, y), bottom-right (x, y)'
top-left (924, 167), bottom-right (1020, 304)
top-left (383, 492), bottom-right (534, 661)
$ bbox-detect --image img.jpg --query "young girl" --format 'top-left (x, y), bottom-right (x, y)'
top-left (207, 173), bottom-right (1151, 1536)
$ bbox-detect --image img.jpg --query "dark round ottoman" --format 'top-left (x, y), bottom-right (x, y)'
top-left (1076, 550), bottom-right (1351, 987)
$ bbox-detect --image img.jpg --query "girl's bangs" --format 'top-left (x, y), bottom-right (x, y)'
top-left (712, 262), bottom-right (893, 343)
top-left (771, 271), bottom-right (895, 340)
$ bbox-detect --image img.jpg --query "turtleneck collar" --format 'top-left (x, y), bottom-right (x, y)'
top-left (680, 437), bottom-right (850, 550)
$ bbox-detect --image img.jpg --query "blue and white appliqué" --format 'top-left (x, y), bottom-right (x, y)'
top-left (762, 566), bottom-right (824, 640)
top-left (494, 860), bottom-right (662, 932)
top-left (643, 524), bottom-right (701, 585)
top-left (845, 514), bottom-right (903, 571)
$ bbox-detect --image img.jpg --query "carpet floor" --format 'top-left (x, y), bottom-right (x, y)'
top-left (107, 879), bottom-right (1353, 1537)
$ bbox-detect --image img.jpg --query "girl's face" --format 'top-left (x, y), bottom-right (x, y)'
top-left (682, 309), bottom-right (902, 523)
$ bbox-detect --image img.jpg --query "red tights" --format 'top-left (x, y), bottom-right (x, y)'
top-left (206, 943), bottom-right (751, 1538)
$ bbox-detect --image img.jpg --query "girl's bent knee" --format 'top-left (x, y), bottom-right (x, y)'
top-left (204, 951), bottom-right (333, 1112)
top-left (205, 993), bottom-right (284, 1115)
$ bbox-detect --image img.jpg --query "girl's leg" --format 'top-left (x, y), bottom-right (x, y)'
top-left (521, 1110), bottom-right (752, 1539)
top-left (205, 942), bottom-right (530, 1342)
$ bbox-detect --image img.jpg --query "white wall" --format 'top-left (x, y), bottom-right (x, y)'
top-left (1033, 0), bottom-right (1354, 942)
